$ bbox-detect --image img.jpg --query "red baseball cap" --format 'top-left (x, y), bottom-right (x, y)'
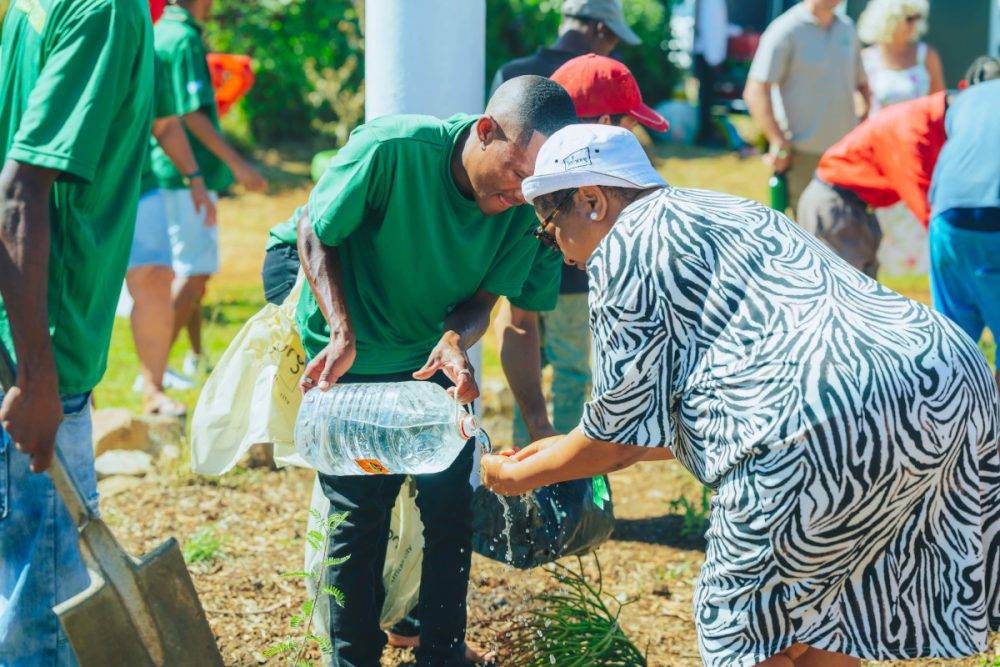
top-left (551, 54), bottom-right (669, 133)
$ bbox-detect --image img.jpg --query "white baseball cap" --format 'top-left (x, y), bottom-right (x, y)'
top-left (522, 124), bottom-right (666, 204)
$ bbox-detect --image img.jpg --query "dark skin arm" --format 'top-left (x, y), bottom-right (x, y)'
top-left (495, 299), bottom-right (556, 439)
top-left (182, 109), bottom-right (267, 192)
top-left (152, 115), bottom-right (216, 226)
top-left (480, 428), bottom-right (673, 496)
top-left (297, 211), bottom-right (356, 392)
top-left (0, 160), bottom-right (63, 473)
top-left (414, 288), bottom-right (498, 405)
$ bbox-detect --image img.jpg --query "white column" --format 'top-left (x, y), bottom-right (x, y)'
top-left (365, 0), bottom-right (488, 465)
top-left (365, 0), bottom-right (486, 121)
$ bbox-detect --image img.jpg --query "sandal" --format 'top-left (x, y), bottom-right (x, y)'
top-left (143, 393), bottom-right (187, 418)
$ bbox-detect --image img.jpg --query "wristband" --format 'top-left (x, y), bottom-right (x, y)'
top-left (773, 148), bottom-right (790, 160)
top-left (183, 169), bottom-right (203, 185)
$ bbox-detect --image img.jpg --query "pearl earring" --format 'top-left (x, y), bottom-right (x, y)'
top-left (590, 212), bottom-right (599, 220)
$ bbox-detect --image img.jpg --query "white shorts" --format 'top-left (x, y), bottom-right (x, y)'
top-left (163, 188), bottom-right (219, 277)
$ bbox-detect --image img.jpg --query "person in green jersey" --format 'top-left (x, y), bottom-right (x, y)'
top-left (0, 0), bottom-right (154, 662)
top-left (292, 76), bottom-right (575, 666)
top-left (154, 0), bottom-right (267, 382)
top-left (127, 53), bottom-right (216, 418)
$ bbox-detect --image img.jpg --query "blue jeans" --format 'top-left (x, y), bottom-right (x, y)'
top-left (0, 393), bottom-right (97, 667)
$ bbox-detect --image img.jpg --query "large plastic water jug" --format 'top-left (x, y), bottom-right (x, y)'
top-left (294, 381), bottom-right (480, 476)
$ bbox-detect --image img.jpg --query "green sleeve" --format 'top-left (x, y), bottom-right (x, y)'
top-left (152, 56), bottom-right (177, 119)
top-left (480, 208), bottom-right (554, 299)
top-left (509, 245), bottom-right (562, 312)
top-left (164, 33), bottom-right (213, 116)
top-left (9, 4), bottom-right (133, 182)
top-left (308, 127), bottom-right (392, 247)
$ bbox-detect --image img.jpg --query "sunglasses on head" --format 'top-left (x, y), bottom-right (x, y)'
top-left (532, 188), bottom-right (578, 250)
top-left (905, 14), bottom-right (923, 22)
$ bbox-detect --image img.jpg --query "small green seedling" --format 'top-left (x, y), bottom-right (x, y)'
top-left (183, 526), bottom-right (225, 564)
top-left (265, 510), bottom-right (350, 666)
top-left (498, 556), bottom-right (647, 666)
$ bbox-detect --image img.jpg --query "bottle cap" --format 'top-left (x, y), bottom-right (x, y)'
top-left (458, 413), bottom-right (479, 440)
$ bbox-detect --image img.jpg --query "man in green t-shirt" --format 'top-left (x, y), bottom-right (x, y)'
top-left (294, 76), bottom-right (574, 666)
top-left (0, 0), bottom-right (153, 661)
top-left (153, 0), bottom-right (267, 381)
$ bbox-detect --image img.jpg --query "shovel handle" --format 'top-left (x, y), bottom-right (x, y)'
top-left (0, 344), bottom-right (94, 527)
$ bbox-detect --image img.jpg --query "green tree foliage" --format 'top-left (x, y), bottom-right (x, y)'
top-left (207, 0), bottom-right (365, 144)
top-left (206, 0), bottom-right (673, 144)
top-left (486, 0), bottom-right (677, 104)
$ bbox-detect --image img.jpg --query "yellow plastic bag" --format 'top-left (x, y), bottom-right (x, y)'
top-left (305, 477), bottom-right (424, 630)
top-left (190, 277), bottom-right (306, 475)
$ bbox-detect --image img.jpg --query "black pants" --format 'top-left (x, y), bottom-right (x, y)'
top-left (263, 244), bottom-right (430, 644)
top-left (262, 243), bottom-right (301, 305)
top-left (317, 370), bottom-right (474, 667)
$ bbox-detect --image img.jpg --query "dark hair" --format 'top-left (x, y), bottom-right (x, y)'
top-left (486, 75), bottom-right (579, 145)
top-left (578, 114), bottom-right (629, 126)
top-left (964, 56), bottom-right (1000, 86)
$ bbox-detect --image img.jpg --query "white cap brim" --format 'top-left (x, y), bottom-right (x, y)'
top-left (522, 166), bottom-right (666, 204)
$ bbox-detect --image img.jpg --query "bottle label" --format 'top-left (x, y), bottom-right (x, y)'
top-left (355, 458), bottom-right (391, 475)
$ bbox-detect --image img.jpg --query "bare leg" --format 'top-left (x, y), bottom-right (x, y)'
top-left (171, 274), bottom-right (209, 347)
top-left (127, 265), bottom-right (184, 415)
top-left (185, 289), bottom-right (204, 357)
top-left (794, 647), bottom-right (859, 667)
top-left (755, 643), bottom-right (811, 667)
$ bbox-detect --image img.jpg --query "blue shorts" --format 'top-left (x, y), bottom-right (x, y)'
top-left (128, 189), bottom-right (172, 270)
top-left (163, 187), bottom-right (219, 277)
top-left (929, 214), bottom-right (1000, 343)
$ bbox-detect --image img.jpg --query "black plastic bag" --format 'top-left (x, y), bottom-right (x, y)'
top-left (472, 476), bottom-right (614, 569)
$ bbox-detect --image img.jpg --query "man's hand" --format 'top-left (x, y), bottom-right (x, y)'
top-left (1, 367), bottom-right (62, 473)
top-left (526, 419), bottom-right (558, 442)
top-left (413, 331), bottom-right (478, 404)
top-left (300, 331), bottom-right (355, 393)
top-left (189, 177), bottom-right (217, 227)
top-left (233, 161), bottom-right (267, 193)
top-left (762, 140), bottom-right (792, 174)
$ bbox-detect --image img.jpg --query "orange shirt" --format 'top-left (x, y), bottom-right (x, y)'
top-left (816, 91), bottom-right (947, 227)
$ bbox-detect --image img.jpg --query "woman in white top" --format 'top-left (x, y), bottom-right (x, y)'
top-left (858, 0), bottom-right (945, 277)
top-left (481, 124), bottom-right (1000, 667)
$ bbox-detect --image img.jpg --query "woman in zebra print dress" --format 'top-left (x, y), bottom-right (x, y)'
top-left (481, 125), bottom-right (1000, 666)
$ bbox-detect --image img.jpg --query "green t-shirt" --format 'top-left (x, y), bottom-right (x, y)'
top-left (267, 215), bottom-right (298, 251)
top-left (140, 57), bottom-right (178, 195)
top-left (149, 4), bottom-right (232, 193)
top-left (0, 0), bottom-right (154, 394)
top-left (509, 245), bottom-right (562, 312)
top-left (297, 114), bottom-right (561, 374)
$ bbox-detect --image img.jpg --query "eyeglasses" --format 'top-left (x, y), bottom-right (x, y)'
top-left (533, 188), bottom-right (577, 250)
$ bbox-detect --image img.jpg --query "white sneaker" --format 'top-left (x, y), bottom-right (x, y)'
top-left (163, 368), bottom-right (195, 390)
top-left (183, 352), bottom-right (209, 377)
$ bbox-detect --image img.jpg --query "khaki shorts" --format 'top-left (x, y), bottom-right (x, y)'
top-left (797, 178), bottom-right (882, 279)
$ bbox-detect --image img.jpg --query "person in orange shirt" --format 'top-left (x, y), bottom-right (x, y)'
top-left (796, 91), bottom-right (946, 278)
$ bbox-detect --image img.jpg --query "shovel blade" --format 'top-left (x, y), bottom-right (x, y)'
top-left (55, 537), bottom-right (224, 667)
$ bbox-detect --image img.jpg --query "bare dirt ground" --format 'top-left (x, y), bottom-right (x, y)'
top-left (96, 147), bottom-right (998, 666)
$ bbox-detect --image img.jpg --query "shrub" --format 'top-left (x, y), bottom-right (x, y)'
top-left (207, 0), bottom-right (674, 145)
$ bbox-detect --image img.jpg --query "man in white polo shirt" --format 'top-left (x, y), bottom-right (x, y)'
top-left (744, 0), bottom-right (870, 213)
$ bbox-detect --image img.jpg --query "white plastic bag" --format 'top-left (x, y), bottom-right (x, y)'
top-left (305, 477), bottom-right (424, 631)
top-left (190, 277), bottom-right (306, 474)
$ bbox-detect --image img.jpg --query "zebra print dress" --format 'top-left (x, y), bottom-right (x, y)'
top-left (580, 187), bottom-right (1000, 666)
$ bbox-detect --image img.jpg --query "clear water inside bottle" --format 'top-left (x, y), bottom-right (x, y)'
top-left (294, 381), bottom-right (479, 476)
